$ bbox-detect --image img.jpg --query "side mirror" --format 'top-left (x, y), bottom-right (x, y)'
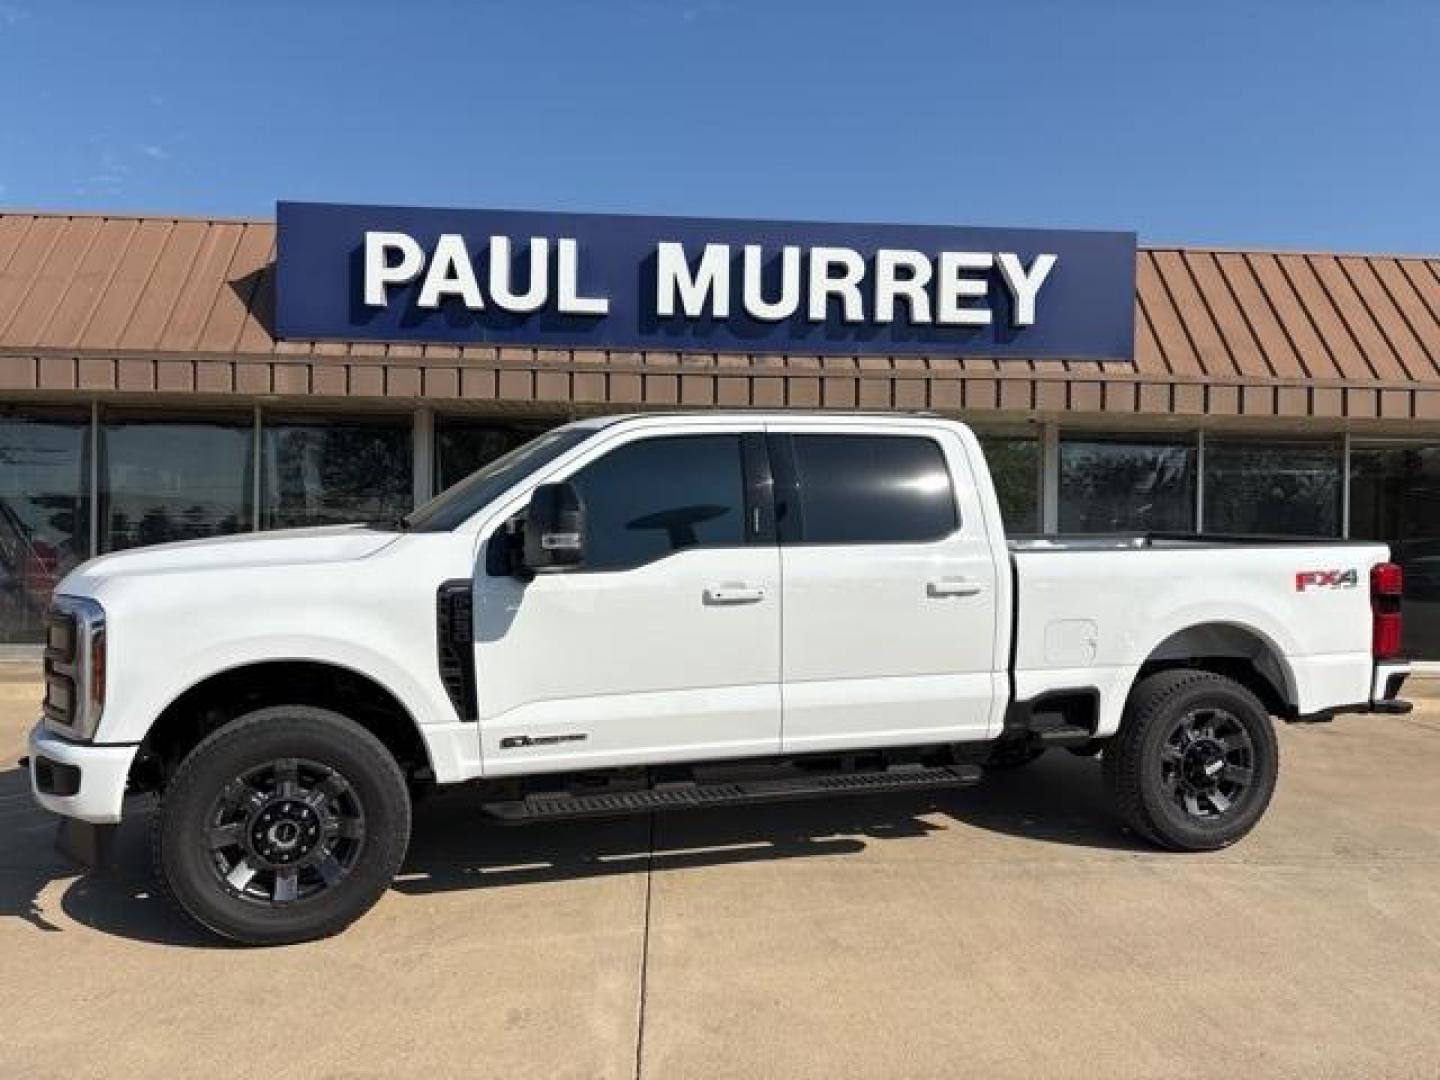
top-left (522, 481), bottom-right (586, 572)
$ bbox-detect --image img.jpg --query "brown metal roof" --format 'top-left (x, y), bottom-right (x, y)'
top-left (1, 209), bottom-right (1439, 421)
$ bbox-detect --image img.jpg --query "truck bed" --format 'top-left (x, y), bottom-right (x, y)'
top-left (1007, 534), bottom-right (1389, 737)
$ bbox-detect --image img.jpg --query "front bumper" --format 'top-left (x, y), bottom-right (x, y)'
top-left (28, 723), bottom-right (138, 824)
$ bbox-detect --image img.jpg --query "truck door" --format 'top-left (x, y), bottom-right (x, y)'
top-left (473, 426), bottom-right (781, 774)
top-left (771, 424), bottom-right (1001, 752)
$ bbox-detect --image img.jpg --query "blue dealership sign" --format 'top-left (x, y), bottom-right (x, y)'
top-left (275, 201), bottom-right (1135, 360)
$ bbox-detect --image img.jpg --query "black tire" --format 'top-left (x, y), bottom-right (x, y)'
top-left (985, 742), bottom-right (1047, 769)
top-left (1103, 670), bottom-right (1278, 852)
top-left (153, 705), bottom-right (411, 945)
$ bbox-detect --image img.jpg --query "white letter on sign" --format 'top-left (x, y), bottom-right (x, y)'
top-left (489, 236), bottom-right (549, 314)
top-left (742, 245), bottom-right (801, 322)
top-left (363, 231), bottom-right (425, 307)
top-left (808, 247), bottom-right (866, 323)
top-left (656, 242), bottom-right (730, 318)
top-left (417, 234), bottom-right (483, 310)
top-left (936, 252), bottom-right (993, 326)
top-left (873, 249), bottom-right (933, 324)
top-left (996, 252), bottom-right (1056, 327)
top-left (556, 238), bottom-right (609, 316)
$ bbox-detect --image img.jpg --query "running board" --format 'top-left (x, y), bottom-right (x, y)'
top-left (482, 763), bottom-right (982, 824)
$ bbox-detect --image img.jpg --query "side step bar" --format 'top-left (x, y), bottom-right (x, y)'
top-left (482, 762), bottom-right (982, 824)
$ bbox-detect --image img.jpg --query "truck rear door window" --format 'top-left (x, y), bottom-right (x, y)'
top-left (787, 434), bottom-right (957, 544)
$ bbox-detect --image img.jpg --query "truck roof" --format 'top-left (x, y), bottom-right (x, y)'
top-left (568, 410), bottom-right (951, 430)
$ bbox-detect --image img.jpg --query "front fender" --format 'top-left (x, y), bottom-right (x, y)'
top-left (104, 634), bottom-right (448, 744)
top-left (98, 635), bottom-right (481, 785)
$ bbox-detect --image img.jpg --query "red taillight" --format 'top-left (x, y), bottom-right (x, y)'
top-left (1372, 562), bottom-right (1403, 597)
top-left (1371, 562), bottom-right (1404, 659)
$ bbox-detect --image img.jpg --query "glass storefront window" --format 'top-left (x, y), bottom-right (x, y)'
top-left (1203, 439), bottom-right (1342, 538)
top-left (434, 418), bottom-right (557, 493)
top-left (978, 435), bottom-right (1040, 533)
top-left (100, 413), bottom-right (253, 552)
top-left (0, 409), bottom-right (91, 643)
top-left (1059, 434), bottom-right (1196, 533)
top-left (262, 416), bottom-right (412, 529)
top-left (1350, 444), bottom-right (1440, 660)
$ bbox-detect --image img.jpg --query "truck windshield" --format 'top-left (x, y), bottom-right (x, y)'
top-left (402, 427), bottom-right (595, 532)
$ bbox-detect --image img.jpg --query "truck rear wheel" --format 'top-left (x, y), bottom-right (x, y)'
top-left (1103, 670), bottom-right (1278, 851)
top-left (152, 705), bottom-right (411, 945)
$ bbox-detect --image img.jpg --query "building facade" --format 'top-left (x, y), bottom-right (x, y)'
top-left (1, 209), bottom-right (1438, 661)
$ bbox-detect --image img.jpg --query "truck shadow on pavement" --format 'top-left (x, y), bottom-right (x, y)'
top-left (0, 765), bottom-right (74, 934)
top-left (393, 750), bottom-right (1147, 899)
top-left (1, 751), bottom-right (1149, 948)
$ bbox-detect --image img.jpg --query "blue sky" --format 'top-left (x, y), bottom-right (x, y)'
top-left (0, 1), bottom-right (1435, 252)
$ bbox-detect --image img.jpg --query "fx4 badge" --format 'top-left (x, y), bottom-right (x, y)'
top-left (1295, 568), bottom-right (1359, 592)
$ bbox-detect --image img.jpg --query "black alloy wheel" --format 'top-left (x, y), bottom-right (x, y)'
top-left (1158, 706), bottom-right (1256, 821)
top-left (1103, 669), bottom-right (1279, 851)
top-left (206, 757), bottom-right (367, 906)
top-left (154, 705), bottom-right (411, 945)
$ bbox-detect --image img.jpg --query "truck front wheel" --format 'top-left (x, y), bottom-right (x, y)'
top-left (1103, 670), bottom-right (1278, 851)
top-left (153, 705), bottom-right (412, 945)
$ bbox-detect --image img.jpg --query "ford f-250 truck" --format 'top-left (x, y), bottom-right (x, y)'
top-left (28, 412), bottom-right (1412, 944)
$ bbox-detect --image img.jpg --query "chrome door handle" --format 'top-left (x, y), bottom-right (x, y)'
top-left (927, 578), bottom-right (983, 598)
top-left (704, 584), bottom-right (766, 605)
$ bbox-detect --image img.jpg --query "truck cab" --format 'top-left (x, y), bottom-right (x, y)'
top-left (453, 412), bottom-right (1008, 772)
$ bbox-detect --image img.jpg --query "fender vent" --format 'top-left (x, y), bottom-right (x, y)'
top-left (436, 580), bottom-right (477, 722)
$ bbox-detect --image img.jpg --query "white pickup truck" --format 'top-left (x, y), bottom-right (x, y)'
top-left (29, 412), bottom-right (1411, 944)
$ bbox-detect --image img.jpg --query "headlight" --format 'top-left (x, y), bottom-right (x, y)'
top-left (42, 596), bottom-right (106, 741)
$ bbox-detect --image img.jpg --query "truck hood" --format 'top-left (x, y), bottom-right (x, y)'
top-left (58, 525), bottom-right (403, 590)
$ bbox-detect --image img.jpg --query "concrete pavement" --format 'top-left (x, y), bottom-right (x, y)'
top-left (2, 664), bottom-right (1438, 1079)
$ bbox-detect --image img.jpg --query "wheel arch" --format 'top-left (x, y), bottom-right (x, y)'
top-left (1133, 621), bottom-right (1298, 719)
top-left (131, 658), bottom-right (433, 791)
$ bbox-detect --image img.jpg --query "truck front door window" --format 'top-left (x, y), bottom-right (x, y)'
top-left (569, 435), bottom-right (747, 570)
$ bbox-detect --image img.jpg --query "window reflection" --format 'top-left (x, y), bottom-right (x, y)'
top-left (1060, 435), bottom-right (1195, 533)
top-left (1350, 444), bottom-right (1440, 659)
top-left (434, 419), bottom-right (557, 492)
top-left (1204, 439), bottom-right (1341, 537)
top-left (100, 414), bottom-right (253, 552)
top-left (0, 410), bottom-right (90, 643)
top-left (978, 436), bottom-right (1040, 533)
top-left (262, 417), bottom-right (412, 528)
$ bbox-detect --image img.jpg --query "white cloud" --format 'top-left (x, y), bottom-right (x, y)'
top-left (74, 139), bottom-right (168, 199)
